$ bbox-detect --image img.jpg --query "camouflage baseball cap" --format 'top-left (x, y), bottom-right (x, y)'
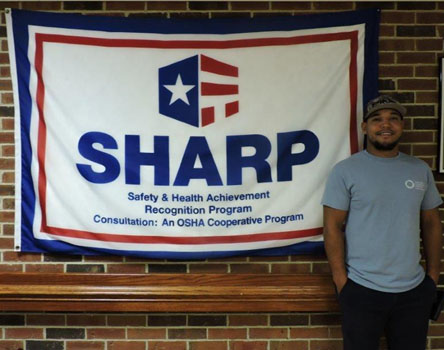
top-left (364, 95), bottom-right (406, 121)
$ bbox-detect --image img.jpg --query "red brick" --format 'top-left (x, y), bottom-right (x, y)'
top-left (415, 91), bottom-right (438, 103)
top-left (87, 328), bottom-right (126, 339)
top-left (1, 40), bottom-right (8, 52)
top-left (397, 52), bottom-right (436, 64)
top-left (2, 145), bottom-right (14, 156)
top-left (27, 314), bottom-right (65, 326)
top-left (189, 2), bottom-right (228, 11)
top-left (0, 264), bottom-right (22, 272)
top-left (271, 2), bottom-right (311, 10)
top-left (189, 264), bottom-right (228, 273)
top-left (67, 341), bottom-right (105, 350)
top-left (0, 132), bottom-right (14, 143)
top-left (108, 341), bottom-right (145, 350)
top-left (84, 255), bottom-right (123, 262)
top-left (2, 171), bottom-right (15, 183)
top-left (107, 315), bottom-right (146, 327)
top-left (0, 3), bottom-right (19, 11)
top-left (412, 144), bottom-right (437, 156)
top-left (401, 131), bottom-right (434, 143)
top-left (105, 2), bottom-right (145, 11)
top-left (211, 256), bottom-right (247, 262)
top-left (21, 2), bottom-right (62, 10)
top-left (271, 263), bottom-right (311, 274)
top-left (190, 341), bottom-right (227, 350)
top-left (0, 341), bottom-right (24, 350)
top-left (147, 2), bottom-right (187, 10)
top-left (107, 264), bottom-right (146, 274)
top-left (290, 255), bottom-right (325, 262)
top-left (379, 38), bottom-right (414, 51)
top-left (270, 341), bottom-right (308, 350)
top-left (313, 2), bottom-right (353, 10)
top-left (415, 65), bottom-right (439, 78)
top-left (290, 327), bottom-right (329, 338)
top-left (328, 326), bottom-right (343, 339)
top-left (249, 328), bottom-right (287, 339)
top-left (0, 185), bottom-right (14, 195)
top-left (229, 315), bottom-right (268, 326)
top-left (379, 65), bottom-right (413, 78)
top-left (3, 252), bottom-right (41, 264)
top-left (67, 315), bottom-right (106, 327)
top-left (398, 2), bottom-right (436, 10)
top-left (417, 39), bottom-right (443, 51)
top-left (402, 117), bottom-right (413, 130)
top-left (149, 341), bottom-right (187, 350)
top-left (230, 341), bottom-right (267, 350)
top-left (231, 2), bottom-right (269, 10)
top-left (379, 52), bottom-right (395, 64)
top-left (398, 78), bottom-right (437, 90)
top-left (0, 237), bottom-right (14, 249)
top-left (428, 324), bottom-right (444, 336)
top-left (168, 329), bottom-right (206, 339)
top-left (230, 264), bottom-right (268, 273)
top-left (431, 338), bottom-right (444, 348)
top-left (0, 211), bottom-right (14, 222)
top-left (380, 11), bottom-right (414, 24)
top-left (417, 12), bottom-right (444, 23)
top-left (25, 264), bottom-right (64, 273)
top-left (208, 329), bottom-right (247, 339)
top-left (311, 314), bottom-right (342, 326)
top-left (5, 327), bottom-right (43, 339)
top-left (127, 328), bottom-right (166, 339)
top-left (0, 80), bottom-right (12, 90)
top-left (249, 256), bottom-right (287, 262)
top-left (1, 92), bottom-right (13, 103)
top-left (310, 340), bottom-right (343, 350)
top-left (312, 262), bottom-right (332, 274)
top-left (379, 25), bottom-right (395, 37)
top-left (3, 198), bottom-right (14, 209)
top-left (0, 53), bottom-right (8, 64)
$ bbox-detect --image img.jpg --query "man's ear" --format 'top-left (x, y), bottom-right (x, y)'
top-left (361, 121), bottom-right (367, 135)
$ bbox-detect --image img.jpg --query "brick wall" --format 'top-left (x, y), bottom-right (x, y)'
top-left (1, 1), bottom-right (444, 350)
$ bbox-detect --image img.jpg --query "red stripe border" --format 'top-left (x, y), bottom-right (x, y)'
top-left (34, 30), bottom-right (359, 245)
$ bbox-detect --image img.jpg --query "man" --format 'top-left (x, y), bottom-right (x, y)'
top-left (322, 95), bottom-right (442, 350)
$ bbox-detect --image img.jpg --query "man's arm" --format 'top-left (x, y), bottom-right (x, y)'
top-left (421, 207), bottom-right (442, 284)
top-left (323, 205), bottom-right (349, 293)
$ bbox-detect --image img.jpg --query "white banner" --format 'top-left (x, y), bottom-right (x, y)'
top-left (7, 9), bottom-right (379, 258)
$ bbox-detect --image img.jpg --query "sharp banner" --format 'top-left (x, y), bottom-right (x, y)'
top-left (7, 9), bottom-right (379, 259)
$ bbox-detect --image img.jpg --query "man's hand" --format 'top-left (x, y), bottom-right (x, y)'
top-left (334, 275), bottom-right (348, 294)
top-left (428, 273), bottom-right (439, 286)
top-left (323, 206), bottom-right (349, 295)
top-left (421, 207), bottom-right (442, 287)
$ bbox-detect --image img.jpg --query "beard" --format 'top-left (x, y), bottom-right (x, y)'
top-left (367, 134), bottom-right (401, 151)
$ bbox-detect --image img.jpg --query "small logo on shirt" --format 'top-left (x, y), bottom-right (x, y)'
top-left (405, 180), bottom-right (425, 191)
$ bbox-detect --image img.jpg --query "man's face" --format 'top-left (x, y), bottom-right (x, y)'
top-left (362, 109), bottom-right (404, 151)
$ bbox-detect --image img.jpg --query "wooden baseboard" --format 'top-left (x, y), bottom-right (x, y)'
top-left (0, 273), bottom-right (338, 312)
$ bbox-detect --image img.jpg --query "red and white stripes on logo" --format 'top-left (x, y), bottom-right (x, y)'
top-left (200, 55), bottom-right (239, 127)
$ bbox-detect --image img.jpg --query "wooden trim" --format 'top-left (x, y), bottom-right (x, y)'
top-left (0, 273), bottom-right (339, 312)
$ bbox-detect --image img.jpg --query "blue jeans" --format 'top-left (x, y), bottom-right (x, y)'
top-left (338, 276), bottom-right (436, 350)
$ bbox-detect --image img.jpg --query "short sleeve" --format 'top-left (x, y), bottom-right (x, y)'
top-left (321, 163), bottom-right (350, 211)
top-left (421, 167), bottom-right (443, 210)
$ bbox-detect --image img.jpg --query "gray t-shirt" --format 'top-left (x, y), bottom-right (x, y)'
top-left (322, 150), bottom-right (442, 292)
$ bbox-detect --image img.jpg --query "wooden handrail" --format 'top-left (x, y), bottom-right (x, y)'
top-left (0, 273), bottom-right (338, 312)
